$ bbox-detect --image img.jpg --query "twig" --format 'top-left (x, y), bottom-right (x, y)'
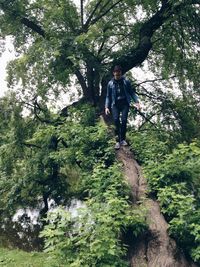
top-left (89, 0), bottom-right (122, 26)
top-left (84, 0), bottom-right (104, 29)
top-left (136, 76), bottom-right (176, 86)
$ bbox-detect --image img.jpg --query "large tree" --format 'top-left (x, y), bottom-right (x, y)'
top-left (0, 0), bottom-right (199, 108)
top-left (0, 0), bottom-right (200, 265)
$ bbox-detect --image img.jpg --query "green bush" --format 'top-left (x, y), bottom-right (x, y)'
top-left (39, 104), bottom-right (147, 266)
top-left (128, 128), bottom-right (170, 164)
top-left (128, 121), bottom-right (200, 264)
top-left (145, 142), bottom-right (200, 263)
top-left (145, 142), bottom-right (200, 194)
top-left (41, 164), bottom-right (147, 267)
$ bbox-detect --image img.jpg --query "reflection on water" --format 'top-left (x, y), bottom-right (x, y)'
top-left (0, 199), bottom-right (84, 251)
top-left (0, 208), bottom-right (43, 251)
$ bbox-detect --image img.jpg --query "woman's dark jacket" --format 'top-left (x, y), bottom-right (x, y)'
top-left (105, 77), bottom-right (139, 109)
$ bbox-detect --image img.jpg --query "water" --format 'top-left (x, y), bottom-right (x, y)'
top-left (0, 199), bottom-right (84, 251)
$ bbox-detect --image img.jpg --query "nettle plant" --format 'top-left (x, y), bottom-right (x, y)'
top-left (145, 142), bottom-right (200, 263)
top-left (41, 163), bottom-right (147, 267)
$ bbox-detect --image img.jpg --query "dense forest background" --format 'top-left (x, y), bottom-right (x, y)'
top-left (0, 0), bottom-right (200, 266)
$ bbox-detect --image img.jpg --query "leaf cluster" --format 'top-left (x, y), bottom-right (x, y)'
top-left (144, 142), bottom-right (200, 263)
top-left (34, 103), bottom-right (148, 266)
top-left (41, 163), bottom-right (147, 267)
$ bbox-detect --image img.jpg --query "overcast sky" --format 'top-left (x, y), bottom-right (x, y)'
top-left (0, 37), bottom-right (15, 97)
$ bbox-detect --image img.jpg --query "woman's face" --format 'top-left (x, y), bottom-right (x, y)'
top-left (113, 70), bottom-right (122, 80)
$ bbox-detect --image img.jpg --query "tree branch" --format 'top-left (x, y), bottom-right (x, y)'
top-left (116, 0), bottom-right (200, 72)
top-left (84, 0), bottom-right (104, 29)
top-left (136, 75), bottom-right (176, 86)
top-left (137, 91), bottom-right (164, 102)
top-left (98, 0), bottom-right (112, 15)
top-left (89, 0), bottom-right (123, 27)
top-left (97, 38), bottom-right (106, 55)
top-left (101, 31), bottom-right (135, 59)
top-left (138, 84), bottom-right (168, 102)
top-left (33, 100), bottom-right (54, 124)
top-left (135, 109), bottom-right (159, 128)
top-left (81, 0), bottom-right (84, 27)
top-left (115, 1), bottom-right (173, 72)
top-left (75, 69), bottom-right (88, 97)
top-left (20, 17), bottom-right (45, 37)
top-left (138, 113), bottom-right (160, 130)
top-left (0, 3), bottom-right (46, 37)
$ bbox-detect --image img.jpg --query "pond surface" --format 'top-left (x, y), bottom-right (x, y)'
top-left (0, 199), bottom-right (83, 251)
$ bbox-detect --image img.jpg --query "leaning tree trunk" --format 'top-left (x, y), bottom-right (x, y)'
top-left (117, 146), bottom-right (197, 267)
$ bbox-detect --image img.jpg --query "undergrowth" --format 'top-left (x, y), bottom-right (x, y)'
top-left (40, 104), bottom-right (147, 267)
top-left (128, 128), bottom-right (200, 264)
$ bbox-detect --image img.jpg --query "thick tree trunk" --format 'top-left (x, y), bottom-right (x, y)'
top-left (86, 63), bottom-right (101, 105)
top-left (117, 147), bottom-right (198, 267)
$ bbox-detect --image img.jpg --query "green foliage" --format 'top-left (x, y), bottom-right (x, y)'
top-left (128, 127), bottom-right (170, 164)
top-left (0, 247), bottom-right (51, 267)
top-left (142, 142), bottom-right (200, 263)
top-left (157, 183), bottom-right (195, 218)
top-left (54, 105), bottom-right (115, 172)
top-left (1, 0), bottom-right (200, 263)
top-left (1, 0), bottom-right (199, 106)
top-left (41, 164), bottom-right (147, 267)
top-left (191, 244), bottom-right (200, 263)
top-left (128, 118), bottom-right (200, 264)
top-left (0, 101), bottom-right (148, 266)
top-left (38, 104), bottom-right (147, 266)
top-left (146, 142), bottom-right (200, 195)
top-left (157, 183), bottom-right (200, 261)
top-left (171, 97), bottom-right (200, 142)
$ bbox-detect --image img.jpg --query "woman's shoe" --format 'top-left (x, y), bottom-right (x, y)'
top-left (120, 140), bottom-right (128, 146)
top-left (115, 142), bottom-right (120, 149)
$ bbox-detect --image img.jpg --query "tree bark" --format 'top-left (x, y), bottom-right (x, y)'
top-left (117, 147), bottom-right (198, 267)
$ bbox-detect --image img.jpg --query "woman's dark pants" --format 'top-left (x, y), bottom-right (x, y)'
top-left (111, 99), bottom-right (129, 142)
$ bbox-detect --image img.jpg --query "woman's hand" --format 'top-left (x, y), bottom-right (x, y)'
top-left (105, 108), bottom-right (110, 115)
top-left (130, 102), bottom-right (141, 111)
top-left (134, 102), bottom-right (141, 110)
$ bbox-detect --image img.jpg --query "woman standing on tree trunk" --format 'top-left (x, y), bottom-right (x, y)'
top-left (105, 65), bottom-right (141, 149)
